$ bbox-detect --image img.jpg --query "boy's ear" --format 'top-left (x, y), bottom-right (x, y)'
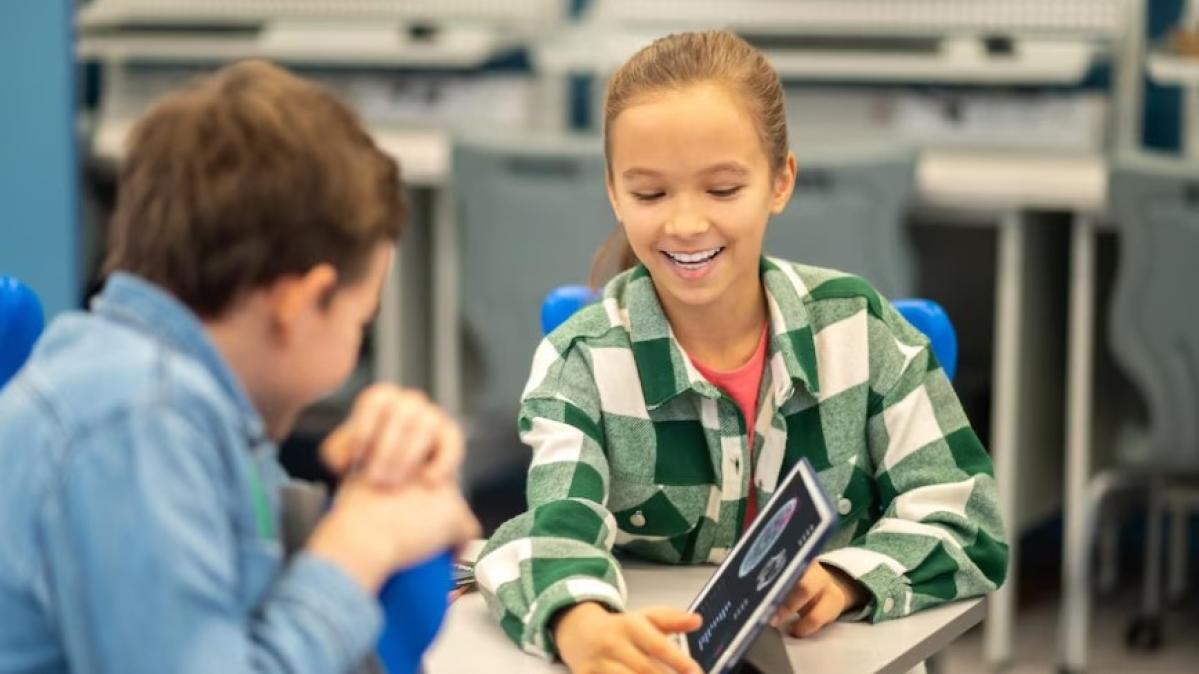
top-left (269, 264), bottom-right (339, 333)
top-left (770, 152), bottom-right (798, 215)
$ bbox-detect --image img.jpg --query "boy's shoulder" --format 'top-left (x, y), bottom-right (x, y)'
top-left (1, 311), bottom-right (239, 450)
top-left (0, 310), bottom-right (243, 592)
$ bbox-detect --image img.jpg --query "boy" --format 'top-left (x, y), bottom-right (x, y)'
top-left (0, 60), bottom-right (478, 673)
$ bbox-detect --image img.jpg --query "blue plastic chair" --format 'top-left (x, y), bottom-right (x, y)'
top-left (0, 276), bottom-right (45, 388)
top-left (890, 298), bottom-right (958, 382)
top-left (377, 551), bottom-right (453, 674)
top-left (541, 285), bottom-right (958, 381)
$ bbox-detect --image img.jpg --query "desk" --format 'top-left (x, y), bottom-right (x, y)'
top-left (917, 150), bottom-right (1108, 670)
top-left (76, 26), bottom-right (522, 68)
top-left (365, 129), bottom-right (453, 392)
top-left (917, 149), bottom-right (1107, 666)
top-left (537, 30), bottom-right (1099, 86)
top-left (424, 556), bottom-right (985, 674)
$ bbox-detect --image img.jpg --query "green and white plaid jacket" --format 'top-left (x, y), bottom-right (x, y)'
top-left (477, 258), bottom-right (1007, 659)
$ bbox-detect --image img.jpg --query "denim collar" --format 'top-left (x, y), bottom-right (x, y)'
top-left (91, 273), bottom-right (267, 442)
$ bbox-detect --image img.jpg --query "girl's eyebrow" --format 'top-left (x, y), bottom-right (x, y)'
top-left (699, 162), bottom-right (750, 176)
top-left (621, 162), bottom-right (750, 180)
top-left (621, 167), bottom-right (663, 180)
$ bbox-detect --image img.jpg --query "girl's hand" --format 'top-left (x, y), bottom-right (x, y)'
top-left (554, 602), bottom-right (704, 674)
top-left (770, 562), bottom-right (866, 638)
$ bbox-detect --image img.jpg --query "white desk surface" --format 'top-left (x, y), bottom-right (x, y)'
top-left (917, 149), bottom-right (1108, 214)
top-left (1148, 50), bottom-right (1199, 87)
top-left (371, 128), bottom-right (451, 187)
top-left (76, 27), bottom-right (517, 69)
top-left (90, 117), bottom-right (450, 188)
top-left (424, 553), bottom-right (985, 674)
top-left (534, 31), bottom-right (1098, 85)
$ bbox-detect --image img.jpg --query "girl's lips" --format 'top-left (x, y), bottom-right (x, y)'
top-left (660, 246), bottom-right (725, 280)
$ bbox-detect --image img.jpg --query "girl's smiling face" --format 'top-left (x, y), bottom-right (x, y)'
top-left (605, 81), bottom-right (795, 312)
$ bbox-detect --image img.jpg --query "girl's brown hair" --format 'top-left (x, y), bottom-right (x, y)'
top-left (590, 30), bottom-right (789, 287)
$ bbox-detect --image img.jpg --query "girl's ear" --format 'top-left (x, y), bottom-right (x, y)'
top-left (770, 152), bottom-right (798, 215)
top-left (606, 171), bottom-right (623, 223)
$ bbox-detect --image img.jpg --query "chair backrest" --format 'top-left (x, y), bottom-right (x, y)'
top-left (454, 134), bottom-right (611, 418)
top-left (0, 276), bottom-right (45, 389)
top-left (540, 284), bottom-right (598, 337)
top-left (891, 298), bottom-right (957, 381)
top-left (766, 144), bottom-right (919, 299)
top-left (377, 551), bottom-right (453, 674)
top-left (541, 286), bottom-right (958, 382)
top-left (1108, 155), bottom-right (1199, 467)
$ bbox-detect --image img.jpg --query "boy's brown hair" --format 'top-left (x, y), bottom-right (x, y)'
top-left (104, 60), bottom-right (406, 318)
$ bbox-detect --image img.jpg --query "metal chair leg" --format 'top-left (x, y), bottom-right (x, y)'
top-left (1098, 519), bottom-right (1120, 596)
top-left (1060, 470), bottom-right (1142, 674)
top-left (1166, 501), bottom-right (1189, 607)
top-left (1126, 478), bottom-right (1165, 652)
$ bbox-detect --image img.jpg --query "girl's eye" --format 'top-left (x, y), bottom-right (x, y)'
top-left (709, 186), bottom-right (743, 198)
top-left (632, 191), bottom-right (665, 202)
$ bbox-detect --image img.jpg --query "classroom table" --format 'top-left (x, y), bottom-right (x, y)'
top-left (916, 149), bottom-right (1108, 670)
top-left (423, 552), bottom-right (985, 674)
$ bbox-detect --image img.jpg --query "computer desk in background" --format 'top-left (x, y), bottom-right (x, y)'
top-left (917, 150), bottom-right (1108, 670)
top-left (423, 543), bottom-right (985, 674)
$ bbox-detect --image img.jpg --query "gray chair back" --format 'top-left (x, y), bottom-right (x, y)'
top-left (1108, 155), bottom-right (1199, 469)
top-left (453, 134), bottom-right (612, 419)
top-left (766, 145), bottom-right (918, 299)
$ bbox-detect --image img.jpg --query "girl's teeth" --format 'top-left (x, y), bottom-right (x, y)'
top-left (668, 248), bottom-right (721, 263)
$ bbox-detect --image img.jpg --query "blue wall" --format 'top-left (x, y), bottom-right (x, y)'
top-left (0, 0), bottom-right (79, 317)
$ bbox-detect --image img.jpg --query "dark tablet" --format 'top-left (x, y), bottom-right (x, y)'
top-left (682, 458), bottom-right (837, 674)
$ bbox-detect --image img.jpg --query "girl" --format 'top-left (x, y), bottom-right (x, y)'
top-left (476, 31), bottom-right (1007, 674)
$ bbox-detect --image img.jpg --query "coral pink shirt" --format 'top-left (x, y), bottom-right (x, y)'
top-left (690, 326), bottom-right (769, 529)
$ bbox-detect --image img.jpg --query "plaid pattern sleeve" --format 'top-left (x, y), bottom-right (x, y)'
top-left (475, 307), bottom-right (628, 661)
top-left (477, 258), bottom-right (1007, 659)
top-left (811, 277), bottom-right (1008, 622)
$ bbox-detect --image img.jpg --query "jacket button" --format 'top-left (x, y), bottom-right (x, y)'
top-left (883, 596), bottom-right (895, 613)
top-left (630, 511), bottom-right (646, 528)
top-left (838, 498), bottom-right (852, 516)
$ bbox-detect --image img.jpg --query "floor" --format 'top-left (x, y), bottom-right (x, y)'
top-left (942, 585), bottom-right (1198, 674)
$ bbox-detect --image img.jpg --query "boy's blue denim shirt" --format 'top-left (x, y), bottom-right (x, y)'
top-left (0, 273), bottom-right (381, 673)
